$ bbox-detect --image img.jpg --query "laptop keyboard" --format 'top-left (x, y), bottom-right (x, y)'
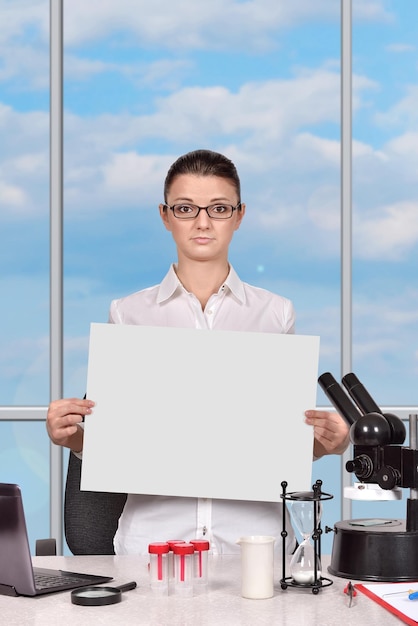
top-left (34, 572), bottom-right (91, 590)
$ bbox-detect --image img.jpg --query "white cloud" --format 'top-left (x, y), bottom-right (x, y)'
top-left (354, 201), bottom-right (418, 259)
top-left (0, 0), bottom-right (394, 93)
top-left (386, 43), bottom-right (416, 53)
top-left (375, 85), bottom-right (418, 129)
top-left (63, 55), bottom-right (112, 82)
top-left (352, 0), bottom-right (393, 21)
top-left (2, 57), bottom-right (415, 272)
top-left (0, 34), bottom-right (416, 270)
top-left (0, 42), bottom-right (49, 89)
top-left (283, 277), bottom-right (418, 400)
top-left (0, 0), bottom-right (388, 91)
top-left (62, 0), bottom-right (340, 50)
top-left (293, 133), bottom-right (340, 166)
top-left (0, 104), bottom-right (48, 155)
top-left (307, 184), bottom-right (340, 231)
top-left (387, 131), bottom-right (418, 157)
top-left (0, 0), bottom-right (390, 53)
top-left (351, 294), bottom-right (418, 386)
top-left (12, 152), bottom-right (47, 174)
top-left (352, 74), bottom-right (380, 111)
top-left (61, 0), bottom-right (395, 50)
top-left (0, 104), bottom-right (49, 217)
top-left (47, 66), bottom-right (348, 228)
top-left (352, 138), bottom-right (388, 160)
top-left (100, 151), bottom-right (172, 206)
top-left (61, 67), bottom-right (342, 156)
top-left (0, 1), bottom-right (48, 45)
top-left (0, 180), bottom-right (27, 208)
top-left (0, 0), bottom-right (49, 89)
top-left (257, 201), bottom-right (305, 231)
top-left (63, 51), bottom-right (192, 89)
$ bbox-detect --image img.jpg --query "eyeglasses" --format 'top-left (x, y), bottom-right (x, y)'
top-left (163, 202), bottom-right (241, 220)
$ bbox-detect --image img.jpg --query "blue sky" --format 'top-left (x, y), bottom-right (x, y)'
top-left (1, 0), bottom-right (418, 555)
top-left (1, 0), bottom-right (417, 410)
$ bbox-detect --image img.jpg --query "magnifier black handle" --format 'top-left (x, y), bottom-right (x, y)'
top-left (116, 581), bottom-right (137, 593)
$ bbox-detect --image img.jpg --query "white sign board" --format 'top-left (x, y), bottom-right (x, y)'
top-left (81, 323), bottom-right (320, 501)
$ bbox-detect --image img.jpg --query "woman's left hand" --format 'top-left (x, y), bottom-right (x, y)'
top-left (305, 410), bottom-right (350, 459)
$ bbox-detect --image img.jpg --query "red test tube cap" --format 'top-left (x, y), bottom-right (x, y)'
top-left (148, 542), bottom-right (169, 554)
top-left (167, 540), bottom-right (186, 550)
top-left (172, 542), bottom-right (195, 555)
top-left (190, 539), bottom-right (210, 551)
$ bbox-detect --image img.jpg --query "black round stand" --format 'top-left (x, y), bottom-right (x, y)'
top-left (280, 575), bottom-right (333, 595)
top-left (329, 518), bottom-right (418, 581)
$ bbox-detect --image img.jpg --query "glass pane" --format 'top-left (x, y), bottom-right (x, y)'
top-left (0, 4), bottom-right (51, 552)
top-left (62, 4), bottom-right (342, 396)
top-left (0, 4), bottom-right (50, 404)
top-left (352, 1), bottom-right (418, 406)
top-left (0, 422), bottom-right (50, 554)
top-left (63, 4), bottom-right (341, 552)
top-left (351, 1), bottom-right (418, 522)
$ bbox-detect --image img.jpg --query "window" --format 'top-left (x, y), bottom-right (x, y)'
top-left (1, 0), bottom-right (416, 555)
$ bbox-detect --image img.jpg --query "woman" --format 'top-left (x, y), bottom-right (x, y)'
top-left (47, 149), bottom-right (349, 555)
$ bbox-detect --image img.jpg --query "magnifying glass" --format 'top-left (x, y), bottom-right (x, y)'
top-left (71, 581), bottom-right (137, 606)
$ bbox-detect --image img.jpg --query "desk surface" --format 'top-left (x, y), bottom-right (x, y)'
top-left (0, 555), bottom-right (403, 626)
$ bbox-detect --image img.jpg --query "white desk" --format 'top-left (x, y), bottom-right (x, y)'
top-left (0, 555), bottom-right (402, 625)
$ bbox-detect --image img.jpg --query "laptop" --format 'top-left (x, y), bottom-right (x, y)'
top-left (0, 483), bottom-right (113, 596)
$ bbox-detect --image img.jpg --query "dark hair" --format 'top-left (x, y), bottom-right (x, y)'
top-left (164, 149), bottom-right (241, 202)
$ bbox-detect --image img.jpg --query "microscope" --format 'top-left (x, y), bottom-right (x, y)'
top-left (318, 372), bottom-right (418, 581)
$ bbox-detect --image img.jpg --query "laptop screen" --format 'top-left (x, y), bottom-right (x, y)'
top-left (0, 483), bottom-right (37, 596)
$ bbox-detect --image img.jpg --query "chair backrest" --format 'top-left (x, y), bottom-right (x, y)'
top-left (64, 452), bottom-right (127, 555)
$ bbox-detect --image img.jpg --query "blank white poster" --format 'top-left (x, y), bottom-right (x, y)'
top-left (81, 323), bottom-right (320, 501)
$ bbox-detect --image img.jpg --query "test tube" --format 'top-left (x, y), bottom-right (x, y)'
top-left (166, 540), bottom-right (186, 581)
top-left (148, 542), bottom-right (169, 595)
top-left (190, 539), bottom-right (210, 591)
top-left (172, 542), bottom-right (195, 597)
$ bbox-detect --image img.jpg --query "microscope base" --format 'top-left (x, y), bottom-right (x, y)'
top-left (328, 519), bottom-right (418, 581)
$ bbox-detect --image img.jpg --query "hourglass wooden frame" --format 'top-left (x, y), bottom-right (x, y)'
top-left (280, 480), bottom-right (333, 594)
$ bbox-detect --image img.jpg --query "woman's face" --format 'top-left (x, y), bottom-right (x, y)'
top-left (159, 174), bottom-right (245, 264)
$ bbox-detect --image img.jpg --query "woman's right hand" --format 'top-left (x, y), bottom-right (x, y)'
top-left (46, 398), bottom-right (95, 452)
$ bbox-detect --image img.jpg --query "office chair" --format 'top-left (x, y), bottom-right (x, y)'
top-left (64, 451), bottom-right (127, 555)
top-left (36, 451), bottom-right (127, 556)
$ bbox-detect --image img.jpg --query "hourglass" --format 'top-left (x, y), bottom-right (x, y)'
top-left (289, 497), bottom-right (322, 584)
top-left (280, 480), bottom-right (333, 594)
